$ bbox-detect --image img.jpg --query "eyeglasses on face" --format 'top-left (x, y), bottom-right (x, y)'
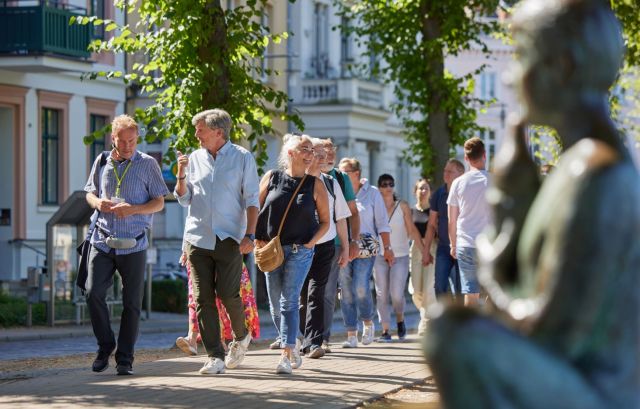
top-left (379, 182), bottom-right (395, 188)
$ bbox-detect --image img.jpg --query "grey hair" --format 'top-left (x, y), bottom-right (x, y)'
top-left (192, 109), bottom-right (232, 141)
top-left (278, 133), bottom-right (312, 169)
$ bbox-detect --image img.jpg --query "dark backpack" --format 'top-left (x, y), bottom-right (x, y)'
top-left (322, 174), bottom-right (337, 223)
top-left (332, 170), bottom-right (352, 241)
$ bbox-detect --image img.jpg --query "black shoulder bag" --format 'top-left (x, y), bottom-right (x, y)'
top-left (76, 152), bottom-right (108, 294)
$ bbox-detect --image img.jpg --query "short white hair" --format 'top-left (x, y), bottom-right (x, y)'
top-left (278, 133), bottom-right (312, 169)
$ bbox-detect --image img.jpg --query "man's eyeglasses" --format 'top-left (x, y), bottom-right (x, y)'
top-left (379, 182), bottom-right (395, 188)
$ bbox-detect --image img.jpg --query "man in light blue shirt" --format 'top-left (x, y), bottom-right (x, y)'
top-left (174, 108), bottom-right (259, 375)
top-left (84, 114), bottom-right (168, 376)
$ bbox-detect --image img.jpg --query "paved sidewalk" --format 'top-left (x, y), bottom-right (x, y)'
top-left (0, 311), bottom-right (187, 342)
top-left (0, 336), bottom-right (430, 409)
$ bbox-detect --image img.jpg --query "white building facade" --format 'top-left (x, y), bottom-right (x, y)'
top-left (0, 0), bottom-right (127, 282)
top-left (281, 0), bottom-right (422, 201)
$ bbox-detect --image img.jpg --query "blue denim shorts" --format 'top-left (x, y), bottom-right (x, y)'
top-left (455, 247), bottom-right (480, 294)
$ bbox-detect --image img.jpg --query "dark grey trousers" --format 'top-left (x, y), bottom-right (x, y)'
top-left (86, 246), bottom-right (146, 365)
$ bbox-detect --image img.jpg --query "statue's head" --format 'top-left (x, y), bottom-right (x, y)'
top-left (510, 0), bottom-right (624, 126)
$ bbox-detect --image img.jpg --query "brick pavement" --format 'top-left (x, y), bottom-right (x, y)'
top-left (0, 335), bottom-right (430, 409)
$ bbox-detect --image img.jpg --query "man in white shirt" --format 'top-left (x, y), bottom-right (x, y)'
top-left (298, 138), bottom-right (351, 358)
top-left (447, 137), bottom-right (490, 306)
top-left (175, 109), bottom-right (260, 375)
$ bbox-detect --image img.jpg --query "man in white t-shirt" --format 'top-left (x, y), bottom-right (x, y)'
top-left (447, 137), bottom-right (490, 305)
top-left (298, 138), bottom-right (351, 358)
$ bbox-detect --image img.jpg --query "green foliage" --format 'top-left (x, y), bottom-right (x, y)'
top-left (612, 0), bottom-right (640, 68)
top-left (76, 0), bottom-right (303, 169)
top-left (0, 292), bottom-right (46, 327)
top-left (151, 280), bottom-right (187, 313)
top-left (337, 0), bottom-right (501, 178)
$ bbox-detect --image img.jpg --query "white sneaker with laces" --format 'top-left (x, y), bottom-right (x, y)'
top-left (199, 358), bottom-right (225, 374)
top-left (291, 339), bottom-right (303, 369)
top-left (341, 335), bottom-right (358, 348)
top-left (276, 355), bottom-right (292, 374)
top-left (225, 332), bottom-right (252, 369)
top-left (176, 336), bottom-right (197, 356)
top-left (362, 322), bottom-right (375, 345)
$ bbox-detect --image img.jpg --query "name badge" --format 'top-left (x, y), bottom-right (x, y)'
top-left (112, 196), bottom-right (125, 204)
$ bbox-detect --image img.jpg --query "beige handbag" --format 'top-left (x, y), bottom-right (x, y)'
top-left (255, 174), bottom-right (308, 272)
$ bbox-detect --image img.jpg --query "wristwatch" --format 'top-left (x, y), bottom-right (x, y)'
top-left (384, 245), bottom-right (393, 251)
top-left (245, 233), bottom-right (255, 241)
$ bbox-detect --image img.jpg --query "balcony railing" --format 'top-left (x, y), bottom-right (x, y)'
top-left (298, 77), bottom-right (388, 110)
top-left (0, 0), bottom-right (91, 59)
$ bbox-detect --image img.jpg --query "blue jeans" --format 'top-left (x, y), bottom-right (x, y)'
top-left (456, 247), bottom-right (480, 294)
top-left (339, 256), bottom-right (376, 332)
top-left (435, 244), bottom-right (461, 297)
top-left (265, 244), bottom-right (315, 347)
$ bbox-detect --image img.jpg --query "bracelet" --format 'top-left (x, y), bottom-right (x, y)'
top-left (177, 175), bottom-right (186, 180)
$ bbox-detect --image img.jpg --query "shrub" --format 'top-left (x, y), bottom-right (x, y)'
top-left (151, 279), bottom-right (187, 314)
top-left (0, 292), bottom-right (46, 327)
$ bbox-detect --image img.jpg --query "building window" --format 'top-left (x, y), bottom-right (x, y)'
top-left (312, 2), bottom-right (329, 78)
top-left (42, 108), bottom-right (60, 205)
top-left (480, 71), bottom-right (496, 100)
top-left (340, 17), bottom-right (352, 78)
top-left (479, 128), bottom-right (497, 165)
top-left (89, 114), bottom-right (108, 163)
top-left (91, 0), bottom-right (106, 40)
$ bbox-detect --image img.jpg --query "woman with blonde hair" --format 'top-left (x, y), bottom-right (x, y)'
top-left (255, 133), bottom-right (330, 374)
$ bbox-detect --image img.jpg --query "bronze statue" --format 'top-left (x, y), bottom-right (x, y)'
top-left (424, 0), bottom-right (640, 407)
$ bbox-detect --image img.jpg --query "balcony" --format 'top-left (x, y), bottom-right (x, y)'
top-left (0, 0), bottom-right (91, 63)
top-left (297, 78), bottom-right (388, 110)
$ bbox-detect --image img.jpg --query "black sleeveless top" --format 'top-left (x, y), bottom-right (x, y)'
top-left (412, 207), bottom-right (430, 237)
top-left (256, 170), bottom-right (319, 245)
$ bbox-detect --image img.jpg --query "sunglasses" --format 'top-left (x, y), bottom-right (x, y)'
top-left (379, 182), bottom-right (395, 188)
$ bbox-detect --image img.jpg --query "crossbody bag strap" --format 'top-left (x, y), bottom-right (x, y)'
top-left (388, 200), bottom-right (401, 222)
top-left (276, 174), bottom-right (308, 236)
top-left (87, 151), bottom-right (109, 238)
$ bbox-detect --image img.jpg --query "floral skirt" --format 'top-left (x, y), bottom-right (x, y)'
top-left (186, 262), bottom-right (260, 342)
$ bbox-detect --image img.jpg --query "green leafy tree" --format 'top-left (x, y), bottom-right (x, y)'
top-left (337, 0), bottom-right (500, 182)
top-left (74, 0), bottom-right (302, 169)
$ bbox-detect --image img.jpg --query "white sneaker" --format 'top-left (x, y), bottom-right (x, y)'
top-left (417, 318), bottom-right (429, 336)
top-left (291, 339), bottom-right (302, 369)
top-left (176, 336), bottom-right (197, 356)
top-left (362, 322), bottom-right (375, 345)
top-left (269, 339), bottom-right (281, 350)
top-left (276, 355), bottom-right (292, 374)
top-left (341, 335), bottom-right (358, 348)
top-left (225, 332), bottom-right (252, 369)
top-left (199, 358), bottom-right (225, 374)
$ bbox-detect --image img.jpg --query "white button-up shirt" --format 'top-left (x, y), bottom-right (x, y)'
top-left (175, 142), bottom-right (260, 250)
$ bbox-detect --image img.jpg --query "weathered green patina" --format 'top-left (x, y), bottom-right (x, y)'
top-left (425, 0), bottom-right (640, 407)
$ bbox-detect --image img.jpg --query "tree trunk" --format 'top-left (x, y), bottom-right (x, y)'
top-left (200, 0), bottom-right (231, 108)
top-left (421, 0), bottom-right (451, 186)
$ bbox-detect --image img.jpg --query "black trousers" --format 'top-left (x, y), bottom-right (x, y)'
top-left (299, 240), bottom-right (336, 351)
top-left (86, 246), bottom-right (146, 365)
